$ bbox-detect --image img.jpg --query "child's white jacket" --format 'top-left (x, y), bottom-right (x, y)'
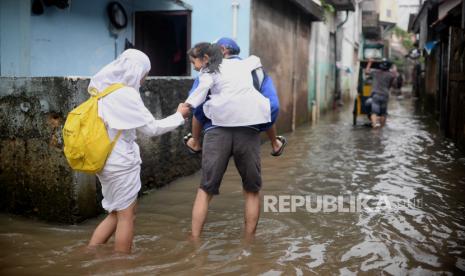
top-left (186, 56), bottom-right (271, 127)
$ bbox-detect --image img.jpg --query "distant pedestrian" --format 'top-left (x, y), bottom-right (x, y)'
top-left (396, 72), bottom-right (404, 94)
top-left (366, 58), bottom-right (397, 128)
top-left (390, 64), bottom-right (403, 97)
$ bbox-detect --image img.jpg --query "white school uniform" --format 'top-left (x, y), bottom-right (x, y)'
top-left (185, 55), bottom-right (271, 127)
top-left (88, 49), bottom-right (184, 212)
top-left (96, 87), bottom-right (184, 212)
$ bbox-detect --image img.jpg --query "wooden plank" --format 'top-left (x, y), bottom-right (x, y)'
top-left (450, 73), bottom-right (465, 81)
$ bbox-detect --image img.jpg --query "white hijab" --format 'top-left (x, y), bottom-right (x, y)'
top-left (90, 49), bottom-right (155, 130)
top-left (88, 49), bottom-right (151, 95)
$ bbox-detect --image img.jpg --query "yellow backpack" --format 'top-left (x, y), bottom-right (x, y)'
top-left (63, 83), bottom-right (124, 174)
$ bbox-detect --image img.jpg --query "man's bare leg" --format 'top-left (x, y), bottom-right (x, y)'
top-left (380, 116), bottom-right (386, 127)
top-left (187, 117), bottom-right (202, 152)
top-left (370, 114), bottom-right (379, 128)
top-left (243, 191), bottom-right (260, 241)
top-left (191, 188), bottom-right (213, 239)
top-left (89, 212), bottom-right (117, 246)
top-left (265, 125), bottom-right (282, 153)
top-left (114, 201), bottom-right (137, 253)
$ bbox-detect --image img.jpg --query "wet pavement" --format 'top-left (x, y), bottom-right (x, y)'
top-left (1, 96), bottom-right (465, 275)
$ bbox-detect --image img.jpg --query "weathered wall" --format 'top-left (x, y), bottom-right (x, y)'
top-left (309, 17), bottom-right (336, 121)
top-left (422, 49), bottom-right (439, 113)
top-left (446, 27), bottom-right (465, 152)
top-left (0, 77), bottom-right (199, 223)
top-left (250, 0), bottom-right (311, 133)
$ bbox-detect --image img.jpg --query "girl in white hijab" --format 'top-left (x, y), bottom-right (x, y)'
top-left (87, 49), bottom-right (190, 253)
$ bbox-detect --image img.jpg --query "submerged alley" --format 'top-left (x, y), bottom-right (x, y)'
top-left (1, 95), bottom-right (465, 274)
top-left (1, 0), bottom-right (465, 274)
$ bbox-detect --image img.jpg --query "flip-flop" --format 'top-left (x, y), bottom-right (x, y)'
top-left (271, 136), bottom-right (287, 157)
top-left (183, 133), bottom-right (202, 154)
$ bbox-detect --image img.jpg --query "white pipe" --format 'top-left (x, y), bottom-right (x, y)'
top-left (232, 0), bottom-right (239, 40)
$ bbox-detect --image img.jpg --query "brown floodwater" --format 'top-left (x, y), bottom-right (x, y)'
top-left (1, 97), bottom-right (465, 275)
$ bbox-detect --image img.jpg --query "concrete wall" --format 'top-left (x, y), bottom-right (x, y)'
top-left (0, 0), bottom-right (134, 77)
top-left (309, 15), bottom-right (336, 120)
top-left (184, 0), bottom-right (251, 56)
top-left (250, 0), bottom-right (311, 133)
top-left (0, 0), bottom-right (251, 77)
top-left (0, 77), bottom-right (199, 223)
top-left (0, 0), bottom-right (31, 76)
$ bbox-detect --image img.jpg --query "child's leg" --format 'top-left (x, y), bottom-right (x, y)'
top-left (88, 212), bottom-right (117, 246)
top-left (186, 116), bottom-right (202, 152)
top-left (266, 125), bottom-right (282, 153)
top-left (114, 201), bottom-right (137, 253)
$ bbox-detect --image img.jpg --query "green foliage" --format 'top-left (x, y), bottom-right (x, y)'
top-left (392, 56), bottom-right (405, 71)
top-left (320, 0), bottom-right (335, 14)
top-left (393, 26), bottom-right (414, 50)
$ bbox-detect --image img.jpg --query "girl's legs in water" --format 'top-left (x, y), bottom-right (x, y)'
top-left (89, 212), bottom-right (117, 246)
top-left (114, 201), bottom-right (137, 253)
top-left (88, 201), bottom-right (137, 254)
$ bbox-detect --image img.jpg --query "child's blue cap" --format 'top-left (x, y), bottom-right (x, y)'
top-left (216, 37), bottom-right (240, 55)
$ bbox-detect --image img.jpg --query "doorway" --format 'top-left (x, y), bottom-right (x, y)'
top-left (135, 11), bottom-right (191, 76)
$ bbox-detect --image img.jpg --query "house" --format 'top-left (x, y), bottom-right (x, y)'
top-left (409, 0), bottom-right (465, 152)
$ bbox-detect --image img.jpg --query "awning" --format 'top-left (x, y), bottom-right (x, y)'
top-left (409, 0), bottom-right (438, 33)
top-left (168, 0), bottom-right (192, 10)
top-left (431, 0), bottom-right (462, 28)
top-left (288, 0), bottom-right (324, 21)
top-left (325, 0), bottom-right (355, 11)
top-left (438, 0), bottom-right (461, 19)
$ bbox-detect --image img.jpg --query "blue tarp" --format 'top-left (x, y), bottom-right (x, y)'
top-left (424, 40), bottom-right (440, 55)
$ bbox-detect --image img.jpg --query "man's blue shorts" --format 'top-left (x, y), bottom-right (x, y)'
top-left (371, 93), bottom-right (388, 116)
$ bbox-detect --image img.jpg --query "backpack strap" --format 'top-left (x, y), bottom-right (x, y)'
top-left (96, 83), bottom-right (125, 146)
top-left (95, 83), bottom-right (125, 99)
top-left (110, 130), bottom-right (123, 147)
top-left (252, 68), bottom-right (266, 91)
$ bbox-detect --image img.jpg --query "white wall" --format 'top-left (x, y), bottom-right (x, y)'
top-left (397, 0), bottom-right (420, 30)
top-left (309, 13), bottom-right (336, 117)
top-left (340, 3), bottom-right (362, 98)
